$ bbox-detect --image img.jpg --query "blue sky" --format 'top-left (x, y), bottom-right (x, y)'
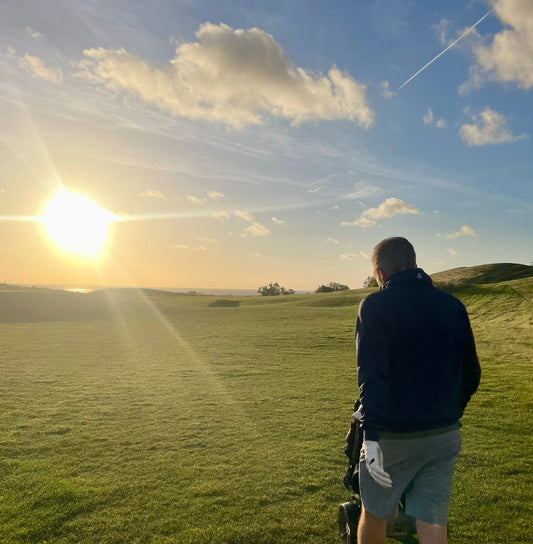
top-left (0, 0), bottom-right (531, 290)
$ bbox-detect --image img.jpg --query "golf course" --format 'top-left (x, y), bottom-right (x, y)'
top-left (0, 263), bottom-right (532, 544)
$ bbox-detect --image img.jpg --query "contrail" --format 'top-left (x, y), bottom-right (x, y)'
top-left (399, 8), bottom-right (493, 89)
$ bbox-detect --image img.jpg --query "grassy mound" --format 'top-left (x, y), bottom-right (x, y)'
top-left (431, 262), bottom-right (533, 289)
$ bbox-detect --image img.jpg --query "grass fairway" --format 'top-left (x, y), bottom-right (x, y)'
top-left (0, 278), bottom-right (532, 543)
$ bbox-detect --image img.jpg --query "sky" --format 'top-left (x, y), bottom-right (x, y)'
top-left (0, 0), bottom-right (531, 291)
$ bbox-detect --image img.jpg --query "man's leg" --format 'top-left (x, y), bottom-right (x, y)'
top-left (416, 520), bottom-right (447, 544)
top-left (357, 507), bottom-right (386, 544)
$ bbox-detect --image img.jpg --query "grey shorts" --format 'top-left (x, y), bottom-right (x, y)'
top-left (359, 429), bottom-right (461, 525)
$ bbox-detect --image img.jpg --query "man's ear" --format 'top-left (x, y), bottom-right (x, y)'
top-left (374, 267), bottom-right (388, 286)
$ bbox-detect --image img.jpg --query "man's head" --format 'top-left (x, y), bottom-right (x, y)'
top-left (371, 237), bottom-right (417, 286)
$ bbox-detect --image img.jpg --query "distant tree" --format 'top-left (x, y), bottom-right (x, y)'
top-left (315, 282), bottom-right (350, 293)
top-left (258, 282), bottom-right (295, 296)
top-left (363, 276), bottom-right (378, 288)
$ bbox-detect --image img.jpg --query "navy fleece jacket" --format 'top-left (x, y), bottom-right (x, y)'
top-left (356, 268), bottom-right (481, 441)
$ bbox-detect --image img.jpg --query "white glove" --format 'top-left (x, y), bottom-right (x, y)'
top-left (363, 440), bottom-right (392, 489)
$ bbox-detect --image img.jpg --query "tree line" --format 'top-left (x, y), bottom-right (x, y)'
top-left (257, 281), bottom-right (351, 296)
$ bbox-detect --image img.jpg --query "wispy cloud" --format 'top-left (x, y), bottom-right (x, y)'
top-left (235, 210), bottom-right (254, 222)
top-left (196, 236), bottom-right (217, 243)
top-left (172, 244), bottom-right (207, 251)
top-left (380, 80), bottom-right (396, 99)
top-left (187, 195), bottom-right (207, 206)
top-left (424, 107), bottom-right (447, 128)
top-left (17, 53), bottom-right (63, 83)
top-left (342, 181), bottom-right (382, 200)
top-left (26, 26), bottom-right (43, 40)
top-left (446, 225), bottom-right (477, 239)
top-left (212, 210), bottom-right (230, 221)
top-left (76, 22), bottom-right (374, 128)
top-left (423, 107), bottom-right (434, 125)
top-left (340, 251), bottom-right (372, 261)
top-left (140, 188), bottom-right (166, 199)
top-left (341, 197), bottom-right (420, 228)
top-left (459, 107), bottom-right (528, 146)
top-left (235, 209), bottom-right (271, 237)
top-left (446, 248), bottom-right (459, 256)
top-left (326, 237), bottom-right (339, 244)
top-left (272, 216), bottom-right (286, 225)
top-left (207, 191), bottom-right (224, 200)
top-left (242, 222), bottom-right (271, 237)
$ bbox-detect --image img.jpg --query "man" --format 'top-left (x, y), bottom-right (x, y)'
top-left (355, 237), bottom-right (481, 544)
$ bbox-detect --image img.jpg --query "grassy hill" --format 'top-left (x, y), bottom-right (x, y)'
top-left (431, 262), bottom-right (533, 288)
top-left (0, 265), bottom-right (531, 542)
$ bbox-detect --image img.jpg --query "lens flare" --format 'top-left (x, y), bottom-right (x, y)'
top-left (42, 191), bottom-right (116, 257)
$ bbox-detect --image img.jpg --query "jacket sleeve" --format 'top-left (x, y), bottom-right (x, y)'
top-left (459, 307), bottom-right (481, 414)
top-left (356, 297), bottom-right (389, 441)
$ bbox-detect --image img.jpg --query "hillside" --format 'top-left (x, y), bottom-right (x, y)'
top-left (1, 263), bottom-right (532, 322)
top-left (431, 262), bottom-right (533, 288)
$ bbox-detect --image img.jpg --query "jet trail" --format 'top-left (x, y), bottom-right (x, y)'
top-left (399, 9), bottom-right (493, 89)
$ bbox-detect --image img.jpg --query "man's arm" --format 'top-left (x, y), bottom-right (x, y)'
top-left (459, 307), bottom-right (481, 414)
top-left (356, 297), bottom-right (389, 442)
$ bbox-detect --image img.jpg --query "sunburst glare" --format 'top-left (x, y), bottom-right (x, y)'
top-left (42, 191), bottom-right (118, 258)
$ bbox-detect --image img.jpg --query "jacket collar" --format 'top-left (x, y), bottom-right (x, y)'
top-left (381, 268), bottom-right (433, 290)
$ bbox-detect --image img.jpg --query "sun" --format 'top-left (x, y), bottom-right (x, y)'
top-left (42, 191), bottom-right (117, 257)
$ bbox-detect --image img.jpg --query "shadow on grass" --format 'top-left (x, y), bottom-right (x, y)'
top-left (208, 300), bottom-right (241, 308)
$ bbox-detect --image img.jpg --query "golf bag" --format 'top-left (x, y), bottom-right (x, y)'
top-left (338, 400), bottom-right (416, 543)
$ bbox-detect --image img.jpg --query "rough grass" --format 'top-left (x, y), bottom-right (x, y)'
top-left (0, 275), bottom-right (531, 543)
top-left (431, 263), bottom-right (533, 289)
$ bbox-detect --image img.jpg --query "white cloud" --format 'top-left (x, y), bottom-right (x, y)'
top-left (459, 107), bottom-right (527, 146)
top-left (340, 253), bottom-right (359, 261)
top-left (423, 107), bottom-right (434, 125)
top-left (423, 107), bottom-right (447, 128)
top-left (207, 191), bottom-right (224, 200)
top-left (234, 209), bottom-right (270, 237)
top-left (196, 236), bottom-right (217, 243)
top-left (17, 54), bottom-right (63, 83)
top-left (446, 248), bottom-right (459, 256)
top-left (76, 22), bottom-right (374, 129)
top-left (235, 210), bottom-right (255, 222)
top-left (341, 197), bottom-right (420, 228)
top-left (212, 210), bottom-right (230, 221)
top-left (272, 216), bottom-right (286, 225)
top-left (242, 222), bottom-right (271, 237)
top-left (26, 26), bottom-right (43, 40)
top-left (342, 182), bottom-right (382, 200)
top-left (433, 18), bottom-right (452, 46)
top-left (172, 244), bottom-right (207, 251)
top-left (326, 237), bottom-right (339, 244)
top-left (446, 225), bottom-right (477, 238)
top-left (359, 251), bottom-right (372, 260)
top-left (140, 188), bottom-right (166, 199)
top-left (380, 80), bottom-right (396, 99)
top-left (470, 0), bottom-right (533, 90)
top-left (187, 195), bottom-right (207, 206)
top-left (342, 216), bottom-right (376, 228)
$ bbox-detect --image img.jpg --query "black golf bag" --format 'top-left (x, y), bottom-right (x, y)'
top-left (338, 400), bottom-right (416, 543)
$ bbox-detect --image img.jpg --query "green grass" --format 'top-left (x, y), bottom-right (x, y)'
top-left (0, 274), bottom-right (531, 543)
